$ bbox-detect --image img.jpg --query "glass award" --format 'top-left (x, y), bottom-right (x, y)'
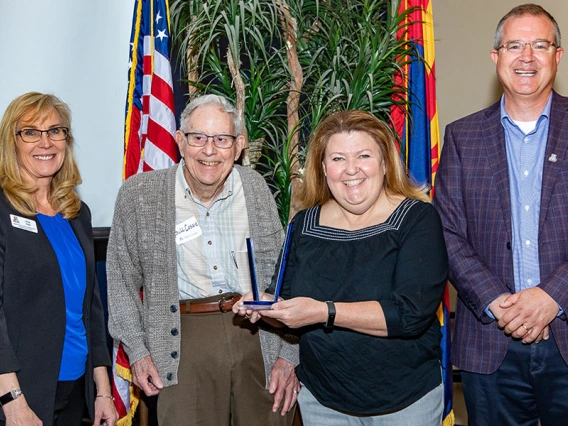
top-left (241, 222), bottom-right (294, 310)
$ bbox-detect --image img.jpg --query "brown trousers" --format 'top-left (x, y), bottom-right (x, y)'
top-left (157, 310), bottom-right (294, 426)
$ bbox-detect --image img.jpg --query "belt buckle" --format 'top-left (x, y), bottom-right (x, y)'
top-left (218, 294), bottom-right (236, 313)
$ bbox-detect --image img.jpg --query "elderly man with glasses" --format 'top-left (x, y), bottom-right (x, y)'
top-left (434, 3), bottom-right (568, 425)
top-left (107, 94), bottom-right (298, 425)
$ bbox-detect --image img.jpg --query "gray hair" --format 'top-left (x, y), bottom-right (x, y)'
top-left (494, 3), bottom-right (561, 49)
top-left (179, 94), bottom-right (243, 135)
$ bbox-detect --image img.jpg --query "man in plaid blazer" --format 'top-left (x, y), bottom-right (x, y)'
top-left (434, 4), bottom-right (568, 425)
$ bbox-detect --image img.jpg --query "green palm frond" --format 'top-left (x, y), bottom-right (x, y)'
top-left (170, 0), bottom-right (422, 224)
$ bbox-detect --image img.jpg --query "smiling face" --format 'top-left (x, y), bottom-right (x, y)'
top-left (15, 109), bottom-right (66, 188)
top-left (175, 103), bottom-right (244, 203)
top-left (491, 14), bottom-right (563, 106)
top-left (322, 131), bottom-right (386, 216)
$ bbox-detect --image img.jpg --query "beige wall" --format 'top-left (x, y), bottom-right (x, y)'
top-left (435, 0), bottom-right (567, 136)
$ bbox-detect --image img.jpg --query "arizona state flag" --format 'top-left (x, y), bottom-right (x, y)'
top-left (391, 1), bottom-right (454, 425)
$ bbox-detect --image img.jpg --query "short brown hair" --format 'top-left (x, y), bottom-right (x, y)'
top-left (0, 92), bottom-right (82, 218)
top-left (299, 110), bottom-right (429, 209)
top-left (494, 4), bottom-right (561, 49)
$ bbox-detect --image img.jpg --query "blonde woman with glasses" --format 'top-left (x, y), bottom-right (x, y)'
top-left (0, 92), bottom-right (117, 426)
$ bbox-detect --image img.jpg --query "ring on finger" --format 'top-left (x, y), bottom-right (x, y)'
top-left (522, 324), bottom-right (530, 332)
top-left (293, 390), bottom-right (298, 394)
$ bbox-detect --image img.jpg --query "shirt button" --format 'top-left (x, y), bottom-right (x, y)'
top-left (213, 265), bottom-right (218, 270)
top-left (171, 328), bottom-right (179, 336)
top-left (206, 212), bottom-right (210, 217)
top-left (170, 305), bottom-right (178, 313)
top-left (525, 240), bottom-right (531, 246)
top-left (208, 240), bottom-right (212, 245)
top-left (527, 279), bottom-right (533, 285)
top-left (167, 373), bottom-right (173, 381)
top-left (525, 205), bottom-right (530, 212)
top-left (524, 170), bottom-right (529, 177)
top-left (523, 137), bottom-right (529, 143)
top-left (218, 289), bottom-right (223, 294)
top-left (171, 351), bottom-right (178, 359)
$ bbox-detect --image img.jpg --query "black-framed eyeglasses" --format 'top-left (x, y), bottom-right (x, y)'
top-left (184, 132), bottom-right (237, 149)
top-left (16, 127), bottom-right (69, 143)
top-left (498, 39), bottom-right (557, 53)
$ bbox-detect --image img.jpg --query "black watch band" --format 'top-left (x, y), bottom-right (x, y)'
top-left (0, 388), bottom-right (23, 407)
top-left (324, 301), bottom-right (336, 331)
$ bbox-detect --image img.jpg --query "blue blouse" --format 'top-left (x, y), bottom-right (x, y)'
top-left (38, 213), bottom-right (88, 381)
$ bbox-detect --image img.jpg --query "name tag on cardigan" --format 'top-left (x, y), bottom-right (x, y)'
top-left (175, 216), bottom-right (202, 245)
top-left (10, 214), bottom-right (38, 233)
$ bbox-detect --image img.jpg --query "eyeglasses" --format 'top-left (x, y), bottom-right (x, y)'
top-left (498, 40), bottom-right (557, 53)
top-left (184, 132), bottom-right (237, 149)
top-left (16, 127), bottom-right (69, 143)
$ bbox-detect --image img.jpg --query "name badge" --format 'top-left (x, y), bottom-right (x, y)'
top-left (175, 216), bottom-right (202, 245)
top-left (10, 214), bottom-right (38, 233)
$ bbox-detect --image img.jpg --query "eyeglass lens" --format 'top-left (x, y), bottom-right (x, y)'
top-left (18, 127), bottom-right (68, 143)
top-left (185, 132), bottom-right (235, 148)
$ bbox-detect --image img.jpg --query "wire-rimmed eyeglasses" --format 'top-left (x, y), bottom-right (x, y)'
top-left (184, 132), bottom-right (237, 149)
top-left (498, 39), bottom-right (557, 53)
top-left (16, 127), bottom-right (69, 143)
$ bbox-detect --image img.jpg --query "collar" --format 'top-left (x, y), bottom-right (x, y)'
top-left (500, 92), bottom-right (552, 125)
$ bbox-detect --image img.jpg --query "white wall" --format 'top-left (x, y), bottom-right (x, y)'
top-left (0, 0), bottom-right (134, 227)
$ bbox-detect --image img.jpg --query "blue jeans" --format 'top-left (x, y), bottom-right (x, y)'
top-left (297, 382), bottom-right (443, 425)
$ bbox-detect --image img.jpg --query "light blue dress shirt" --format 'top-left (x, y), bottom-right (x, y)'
top-left (501, 94), bottom-right (552, 294)
top-left (486, 94), bottom-right (562, 318)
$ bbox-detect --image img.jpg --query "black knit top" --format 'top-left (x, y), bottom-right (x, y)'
top-left (274, 198), bottom-right (448, 415)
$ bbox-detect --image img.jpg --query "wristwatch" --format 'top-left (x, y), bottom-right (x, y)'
top-left (324, 301), bottom-right (336, 332)
top-left (0, 388), bottom-right (23, 407)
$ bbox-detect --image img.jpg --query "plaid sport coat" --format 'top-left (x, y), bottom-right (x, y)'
top-left (434, 91), bottom-right (568, 374)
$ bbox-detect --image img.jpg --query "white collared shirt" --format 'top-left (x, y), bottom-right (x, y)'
top-left (174, 161), bottom-right (252, 299)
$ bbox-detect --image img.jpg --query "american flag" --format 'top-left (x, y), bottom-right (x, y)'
top-left (123, 0), bottom-right (177, 179)
top-left (114, 0), bottom-right (178, 424)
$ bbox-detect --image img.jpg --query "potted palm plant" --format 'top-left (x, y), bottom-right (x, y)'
top-left (170, 0), bottom-right (419, 225)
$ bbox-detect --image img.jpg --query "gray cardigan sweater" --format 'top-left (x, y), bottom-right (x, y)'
top-left (107, 164), bottom-right (299, 387)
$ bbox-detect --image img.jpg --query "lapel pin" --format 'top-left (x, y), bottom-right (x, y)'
top-left (548, 153), bottom-right (557, 163)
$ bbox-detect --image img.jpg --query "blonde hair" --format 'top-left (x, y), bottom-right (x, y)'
top-left (0, 92), bottom-right (82, 218)
top-left (299, 110), bottom-right (429, 209)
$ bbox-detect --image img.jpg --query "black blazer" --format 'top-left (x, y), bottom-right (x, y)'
top-left (0, 190), bottom-right (110, 425)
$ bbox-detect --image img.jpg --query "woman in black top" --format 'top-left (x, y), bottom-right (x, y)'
top-left (236, 110), bottom-right (448, 424)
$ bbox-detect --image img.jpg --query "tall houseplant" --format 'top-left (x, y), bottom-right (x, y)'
top-left (170, 0), bottom-right (420, 225)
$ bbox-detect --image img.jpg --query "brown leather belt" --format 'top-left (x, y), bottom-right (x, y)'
top-left (179, 293), bottom-right (242, 314)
